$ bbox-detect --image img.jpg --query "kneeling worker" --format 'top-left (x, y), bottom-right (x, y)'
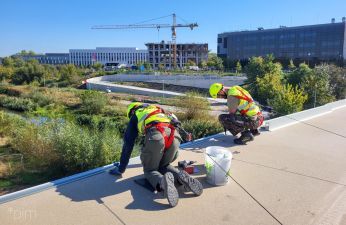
top-left (209, 83), bottom-right (264, 144)
top-left (109, 102), bottom-right (203, 207)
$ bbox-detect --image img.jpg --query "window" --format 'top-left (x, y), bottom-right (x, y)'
top-left (223, 37), bottom-right (227, 48)
top-left (218, 37), bottom-right (222, 43)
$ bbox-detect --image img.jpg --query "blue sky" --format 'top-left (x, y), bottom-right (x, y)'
top-left (1, 0), bottom-right (345, 57)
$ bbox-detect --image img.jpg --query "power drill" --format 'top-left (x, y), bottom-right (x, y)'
top-left (178, 160), bottom-right (195, 169)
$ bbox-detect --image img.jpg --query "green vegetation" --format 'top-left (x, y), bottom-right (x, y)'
top-left (79, 90), bottom-right (108, 115)
top-left (0, 84), bottom-right (221, 193)
top-left (243, 55), bottom-right (345, 115)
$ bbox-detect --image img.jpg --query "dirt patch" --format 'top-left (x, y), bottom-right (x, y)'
top-left (0, 137), bottom-right (8, 147)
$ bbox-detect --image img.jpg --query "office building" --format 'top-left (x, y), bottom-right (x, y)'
top-left (69, 47), bottom-right (148, 67)
top-left (218, 18), bottom-right (346, 64)
top-left (20, 53), bottom-right (69, 65)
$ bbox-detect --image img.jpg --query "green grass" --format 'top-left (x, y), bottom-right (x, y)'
top-left (0, 170), bottom-right (57, 194)
top-left (0, 179), bottom-right (13, 189)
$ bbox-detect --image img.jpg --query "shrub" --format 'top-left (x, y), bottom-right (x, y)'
top-left (7, 117), bottom-right (124, 174)
top-left (181, 119), bottom-right (223, 140)
top-left (0, 96), bottom-right (37, 111)
top-left (11, 62), bottom-right (46, 85)
top-left (52, 122), bottom-right (123, 172)
top-left (268, 84), bottom-right (307, 115)
top-left (79, 90), bottom-right (108, 115)
top-left (176, 92), bottom-right (210, 121)
top-left (302, 65), bottom-right (335, 108)
top-left (0, 111), bottom-right (24, 136)
top-left (24, 90), bottom-right (54, 107)
top-left (75, 114), bottom-right (128, 134)
top-left (0, 86), bottom-right (22, 96)
top-left (10, 122), bottom-right (60, 169)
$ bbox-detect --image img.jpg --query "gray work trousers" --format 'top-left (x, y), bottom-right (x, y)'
top-left (140, 126), bottom-right (182, 190)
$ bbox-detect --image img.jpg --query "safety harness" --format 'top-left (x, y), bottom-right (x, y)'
top-left (231, 87), bottom-right (264, 126)
top-left (144, 109), bottom-right (176, 151)
top-left (232, 86), bottom-right (254, 115)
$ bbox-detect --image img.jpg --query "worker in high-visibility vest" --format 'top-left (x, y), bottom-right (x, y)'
top-left (209, 83), bottom-right (264, 144)
top-left (109, 102), bottom-right (203, 207)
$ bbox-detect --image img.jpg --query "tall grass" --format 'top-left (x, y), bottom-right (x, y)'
top-left (175, 91), bottom-right (210, 121)
top-left (79, 90), bottom-right (108, 115)
top-left (0, 95), bottom-right (37, 112)
top-left (1, 112), bottom-right (123, 174)
top-left (181, 119), bottom-right (223, 140)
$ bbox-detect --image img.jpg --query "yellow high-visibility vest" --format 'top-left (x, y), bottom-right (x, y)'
top-left (228, 86), bottom-right (260, 117)
top-left (135, 105), bottom-right (171, 134)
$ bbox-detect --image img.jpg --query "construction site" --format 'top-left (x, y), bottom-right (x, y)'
top-left (1, 6), bottom-right (346, 225)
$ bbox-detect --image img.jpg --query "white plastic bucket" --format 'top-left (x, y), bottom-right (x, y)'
top-left (205, 146), bottom-right (233, 186)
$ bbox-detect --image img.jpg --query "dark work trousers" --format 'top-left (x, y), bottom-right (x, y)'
top-left (218, 113), bottom-right (263, 136)
top-left (140, 126), bottom-right (182, 190)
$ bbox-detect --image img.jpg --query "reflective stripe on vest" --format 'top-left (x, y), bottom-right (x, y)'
top-left (135, 105), bottom-right (171, 134)
top-left (228, 86), bottom-right (259, 117)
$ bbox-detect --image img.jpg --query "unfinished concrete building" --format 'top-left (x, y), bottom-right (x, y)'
top-left (146, 42), bottom-right (208, 69)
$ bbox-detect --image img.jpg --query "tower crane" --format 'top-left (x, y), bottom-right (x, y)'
top-left (92, 13), bottom-right (198, 69)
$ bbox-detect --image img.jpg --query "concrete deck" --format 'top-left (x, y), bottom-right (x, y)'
top-left (1, 107), bottom-right (346, 225)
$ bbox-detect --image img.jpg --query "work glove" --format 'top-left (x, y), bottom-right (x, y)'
top-left (109, 162), bottom-right (123, 176)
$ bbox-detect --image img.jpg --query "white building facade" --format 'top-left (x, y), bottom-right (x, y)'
top-left (69, 47), bottom-right (148, 66)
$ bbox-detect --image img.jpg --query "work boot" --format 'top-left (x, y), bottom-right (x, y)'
top-left (250, 129), bottom-right (260, 136)
top-left (233, 131), bottom-right (254, 145)
top-left (177, 170), bottom-right (203, 196)
top-left (160, 172), bottom-right (179, 207)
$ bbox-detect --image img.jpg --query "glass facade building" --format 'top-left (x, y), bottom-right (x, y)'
top-left (218, 21), bottom-right (346, 64)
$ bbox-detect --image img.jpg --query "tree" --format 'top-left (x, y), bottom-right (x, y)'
top-left (235, 61), bottom-right (242, 73)
top-left (158, 63), bottom-right (165, 71)
top-left (17, 50), bottom-right (36, 56)
top-left (301, 64), bottom-right (335, 108)
top-left (186, 59), bottom-right (196, 67)
top-left (92, 62), bottom-right (103, 71)
top-left (245, 55), bottom-right (282, 84)
top-left (222, 57), bottom-right (234, 71)
top-left (0, 66), bottom-right (14, 82)
top-left (268, 84), bottom-right (307, 114)
top-left (245, 55), bottom-right (283, 101)
top-left (288, 59), bottom-right (296, 71)
top-left (286, 63), bottom-right (312, 87)
top-left (255, 72), bottom-right (283, 104)
top-left (207, 53), bottom-right (224, 70)
top-left (143, 61), bottom-right (152, 70)
top-left (11, 61), bottom-right (45, 85)
top-left (59, 64), bottom-right (81, 84)
top-left (2, 57), bottom-right (14, 67)
top-left (325, 64), bottom-right (346, 100)
top-left (79, 90), bottom-right (108, 115)
top-left (198, 60), bottom-right (207, 70)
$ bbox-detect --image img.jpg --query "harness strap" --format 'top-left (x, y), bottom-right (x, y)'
top-left (145, 123), bottom-right (176, 150)
top-left (145, 109), bottom-right (163, 119)
top-left (257, 111), bottom-right (264, 126)
top-left (233, 87), bottom-right (253, 103)
top-left (232, 87), bottom-right (254, 116)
